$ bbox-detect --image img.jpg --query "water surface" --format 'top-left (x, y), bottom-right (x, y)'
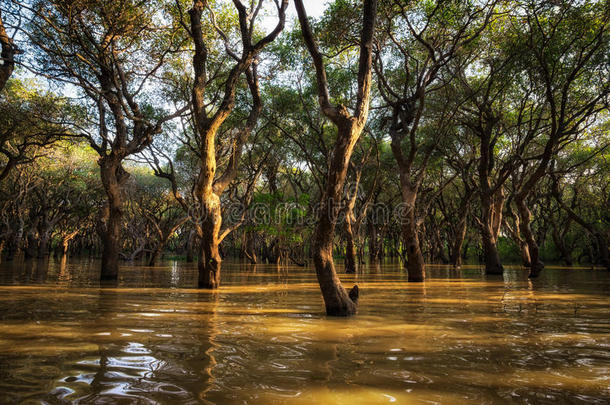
top-left (0, 259), bottom-right (608, 404)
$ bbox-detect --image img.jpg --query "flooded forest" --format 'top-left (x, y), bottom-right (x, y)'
top-left (0, 0), bottom-right (609, 403)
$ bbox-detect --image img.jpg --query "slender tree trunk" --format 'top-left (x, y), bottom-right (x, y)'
top-left (551, 226), bottom-right (573, 266)
top-left (186, 230), bottom-right (195, 263)
top-left (295, 0), bottom-right (376, 315)
top-left (515, 196), bottom-right (544, 278)
top-left (450, 213), bottom-right (468, 268)
top-left (344, 213), bottom-right (357, 273)
top-left (243, 231), bottom-right (257, 264)
top-left (506, 207), bottom-right (532, 267)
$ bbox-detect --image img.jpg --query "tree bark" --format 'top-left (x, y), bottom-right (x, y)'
top-left (344, 214), bottom-right (357, 274)
top-left (450, 208), bottom-right (468, 268)
top-left (197, 193), bottom-right (222, 288)
top-left (295, 0), bottom-right (376, 315)
top-left (99, 158), bottom-right (129, 281)
top-left (480, 189), bottom-right (505, 275)
top-left (515, 196), bottom-right (544, 278)
top-left (400, 188), bottom-right (425, 281)
top-left (0, 10), bottom-right (16, 92)
top-left (186, 230), bottom-right (195, 262)
top-left (312, 123), bottom-right (361, 316)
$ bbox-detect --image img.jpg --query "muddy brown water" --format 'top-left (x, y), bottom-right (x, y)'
top-left (0, 258), bottom-right (608, 404)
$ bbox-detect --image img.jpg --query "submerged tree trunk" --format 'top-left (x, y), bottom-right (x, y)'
top-left (480, 189), bottom-right (505, 275)
top-left (399, 189), bottom-right (425, 281)
top-left (186, 230), bottom-right (195, 263)
top-left (295, 0), bottom-right (376, 315)
top-left (312, 124), bottom-right (361, 316)
top-left (450, 208), bottom-right (468, 268)
top-left (515, 197), bottom-right (544, 278)
top-left (99, 158), bottom-right (128, 281)
top-left (197, 194), bottom-right (222, 289)
top-left (505, 206), bottom-right (532, 267)
top-left (344, 209), bottom-right (357, 274)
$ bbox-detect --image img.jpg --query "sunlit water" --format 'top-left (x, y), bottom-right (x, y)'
top-left (0, 258), bottom-right (608, 404)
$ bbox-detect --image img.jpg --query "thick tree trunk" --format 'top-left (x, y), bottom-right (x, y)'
top-left (99, 159), bottom-right (128, 281)
top-left (197, 193), bottom-right (222, 289)
top-left (515, 197), bottom-right (544, 278)
top-left (100, 204), bottom-right (121, 280)
top-left (38, 233), bottom-right (50, 259)
top-left (148, 247), bottom-right (161, 267)
top-left (399, 188), bottom-right (425, 282)
top-left (24, 232), bottom-right (38, 259)
top-left (481, 233), bottom-right (503, 275)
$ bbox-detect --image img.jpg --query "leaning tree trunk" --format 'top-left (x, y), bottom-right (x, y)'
top-left (312, 123), bottom-right (362, 316)
top-left (295, 0), bottom-right (376, 316)
top-left (99, 159), bottom-right (128, 281)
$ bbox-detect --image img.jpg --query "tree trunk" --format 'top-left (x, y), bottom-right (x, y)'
top-left (148, 247), bottom-right (161, 267)
top-left (295, 0), bottom-right (376, 316)
top-left (99, 158), bottom-right (128, 281)
top-left (186, 230), bottom-right (195, 263)
top-left (515, 197), bottom-right (544, 278)
top-left (38, 233), bottom-right (50, 259)
top-left (197, 193), bottom-right (222, 289)
top-left (551, 226), bottom-right (573, 266)
top-left (450, 213), bottom-right (468, 268)
top-left (480, 190), bottom-right (504, 275)
top-left (244, 231), bottom-right (257, 264)
top-left (312, 125), bottom-right (361, 316)
top-left (399, 188), bottom-right (425, 281)
top-left (344, 213), bottom-right (357, 273)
